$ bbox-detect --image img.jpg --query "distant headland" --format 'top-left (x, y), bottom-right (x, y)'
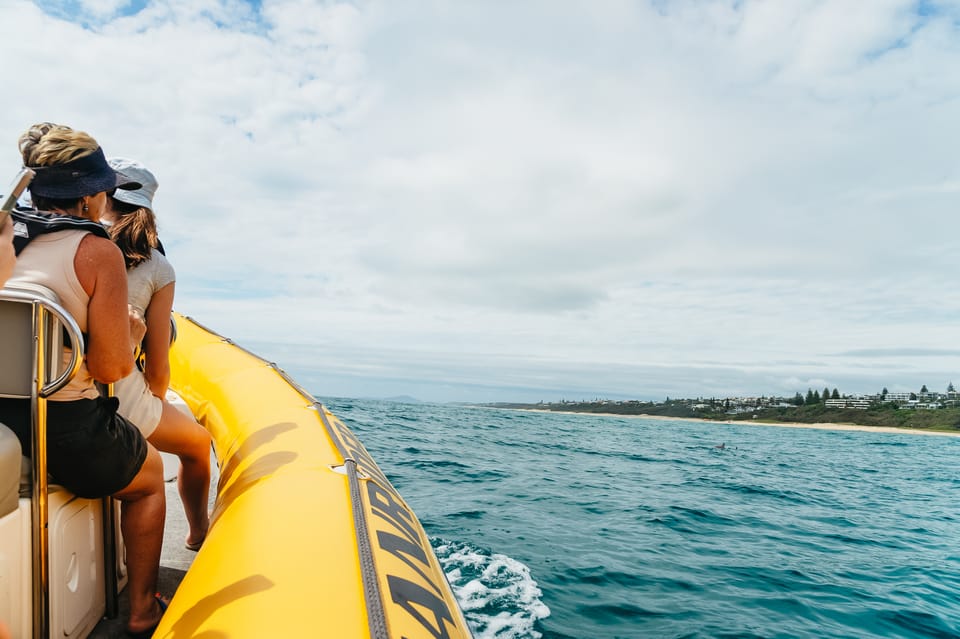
top-left (482, 385), bottom-right (960, 433)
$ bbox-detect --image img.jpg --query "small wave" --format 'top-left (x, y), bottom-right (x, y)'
top-left (576, 601), bottom-right (665, 620)
top-left (449, 510), bottom-right (486, 520)
top-left (624, 453), bottom-right (662, 463)
top-left (556, 566), bottom-right (648, 589)
top-left (433, 538), bottom-right (550, 639)
top-left (407, 459), bottom-right (509, 482)
top-left (652, 505), bottom-right (738, 532)
top-left (707, 481), bottom-right (812, 505)
top-left (875, 609), bottom-right (960, 636)
top-left (823, 532), bottom-right (907, 549)
top-left (384, 414), bottom-right (421, 423)
top-left (412, 459), bottom-right (471, 469)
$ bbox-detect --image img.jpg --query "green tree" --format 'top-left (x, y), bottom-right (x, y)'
top-left (832, 388), bottom-right (840, 399)
top-left (805, 389), bottom-right (815, 405)
top-left (921, 385), bottom-right (929, 394)
top-left (882, 387), bottom-right (888, 396)
top-left (910, 392), bottom-right (918, 400)
top-left (949, 382), bottom-right (956, 393)
top-left (823, 387), bottom-right (831, 403)
top-left (794, 392), bottom-right (804, 406)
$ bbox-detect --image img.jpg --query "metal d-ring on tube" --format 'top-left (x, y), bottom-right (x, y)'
top-left (30, 300), bottom-right (50, 639)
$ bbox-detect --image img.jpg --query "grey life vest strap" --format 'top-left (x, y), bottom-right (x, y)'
top-left (10, 207), bottom-right (110, 256)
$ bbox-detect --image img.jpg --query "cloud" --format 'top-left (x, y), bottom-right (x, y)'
top-left (835, 348), bottom-right (960, 358)
top-left (1, 0), bottom-right (958, 401)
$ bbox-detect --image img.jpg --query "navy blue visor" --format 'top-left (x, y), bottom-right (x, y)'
top-left (29, 147), bottom-right (141, 199)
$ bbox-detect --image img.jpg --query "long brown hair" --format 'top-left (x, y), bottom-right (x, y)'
top-left (108, 197), bottom-right (158, 269)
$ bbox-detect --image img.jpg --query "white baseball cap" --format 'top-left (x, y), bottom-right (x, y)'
top-left (107, 157), bottom-right (158, 210)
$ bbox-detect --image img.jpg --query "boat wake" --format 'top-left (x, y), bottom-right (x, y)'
top-left (432, 538), bottom-right (551, 639)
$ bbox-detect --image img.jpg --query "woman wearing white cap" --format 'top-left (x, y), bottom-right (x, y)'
top-left (103, 158), bottom-right (212, 553)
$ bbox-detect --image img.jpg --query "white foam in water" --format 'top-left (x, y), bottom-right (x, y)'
top-left (433, 539), bottom-right (551, 639)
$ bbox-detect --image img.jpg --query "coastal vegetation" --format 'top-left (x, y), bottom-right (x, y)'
top-left (485, 388), bottom-right (960, 432)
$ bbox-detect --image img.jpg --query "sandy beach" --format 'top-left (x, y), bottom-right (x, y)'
top-left (509, 408), bottom-right (960, 438)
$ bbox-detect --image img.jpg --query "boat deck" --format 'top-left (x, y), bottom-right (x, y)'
top-left (89, 450), bottom-right (218, 638)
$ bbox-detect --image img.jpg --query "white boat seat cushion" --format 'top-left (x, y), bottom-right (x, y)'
top-left (0, 423), bottom-right (20, 517)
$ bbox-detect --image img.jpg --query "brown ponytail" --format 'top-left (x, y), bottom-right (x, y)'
top-left (108, 198), bottom-right (158, 269)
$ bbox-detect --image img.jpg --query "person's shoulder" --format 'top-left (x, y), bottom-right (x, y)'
top-left (78, 233), bottom-right (124, 263)
top-left (75, 234), bottom-right (125, 291)
top-left (151, 247), bottom-right (175, 272)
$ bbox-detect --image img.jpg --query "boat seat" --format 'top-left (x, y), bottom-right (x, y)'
top-left (0, 423), bottom-right (19, 519)
top-left (0, 282), bottom-right (68, 397)
top-left (0, 282), bottom-right (75, 503)
top-left (18, 456), bottom-right (64, 499)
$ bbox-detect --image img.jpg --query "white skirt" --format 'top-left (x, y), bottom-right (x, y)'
top-left (113, 370), bottom-right (163, 438)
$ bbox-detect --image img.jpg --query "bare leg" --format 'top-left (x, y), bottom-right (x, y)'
top-left (113, 444), bottom-right (166, 635)
top-left (148, 401), bottom-right (211, 547)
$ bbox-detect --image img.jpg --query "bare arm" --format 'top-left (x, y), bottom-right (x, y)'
top-left (0, 217), bottom-right (14, 287)
top-left (74, 234), bottom-right (134, 383)
top-left (142, 282), bottom-right (174, 397)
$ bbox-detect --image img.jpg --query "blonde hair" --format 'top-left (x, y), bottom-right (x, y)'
top-left (18, 122), bottom-right (99, 168)
top-left (19, 123), bottom-right (101, 211)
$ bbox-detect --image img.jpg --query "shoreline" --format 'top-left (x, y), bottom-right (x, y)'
top-left (505, 408), bottom-right (960, 438)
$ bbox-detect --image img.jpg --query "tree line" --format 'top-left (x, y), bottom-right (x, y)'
top-left (792, 382), bottom-right (957, 406)
top-left (793, 388), bottom-right (840, 406)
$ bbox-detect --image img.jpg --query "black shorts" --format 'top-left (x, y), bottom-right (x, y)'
top-left (0, 396), bottom-right (148, 499)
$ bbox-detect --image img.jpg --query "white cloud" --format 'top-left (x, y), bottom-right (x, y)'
top-left (1, 0), bottom-right (958, 401)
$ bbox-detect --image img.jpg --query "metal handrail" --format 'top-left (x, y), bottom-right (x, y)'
top-left (39, 302), bottom-right (83, 398)
top-left (0, 286), bottom-right (84, 397)
top-left (30, 297), bottom-right (50, 639)
top-left (103, 380), bottom-right (119, 620)
top-left (0, 285), bottom-right (86, 639)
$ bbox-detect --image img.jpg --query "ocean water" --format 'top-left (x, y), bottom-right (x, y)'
top-left (320, 398), bottom-right (960, 639)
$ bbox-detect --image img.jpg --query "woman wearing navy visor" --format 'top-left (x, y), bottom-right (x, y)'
top-left (0, 123), bottom-right (168, 637)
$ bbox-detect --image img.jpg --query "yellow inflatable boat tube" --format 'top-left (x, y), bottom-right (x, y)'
top-left (156, 313), bottom-right (472, 639)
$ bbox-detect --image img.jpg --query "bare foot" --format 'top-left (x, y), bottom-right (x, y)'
top-left (126, 594), bottom-right (168, 636)
top-left (185, 532), bottom-right (206, 551)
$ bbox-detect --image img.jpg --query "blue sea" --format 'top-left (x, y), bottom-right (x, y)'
top-left (320, 398), bottom-right (960, 639)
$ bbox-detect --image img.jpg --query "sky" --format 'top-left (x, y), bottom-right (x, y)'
top-left (1, 0), bottom-right (959, 403)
